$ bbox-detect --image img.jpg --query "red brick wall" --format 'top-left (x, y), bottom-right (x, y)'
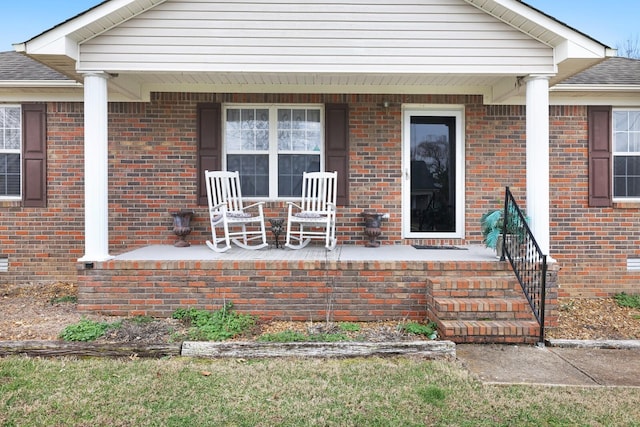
top-left (549, 106), bottom-right (640, 297)
top-left (3, 93), bottom-right (638, 298)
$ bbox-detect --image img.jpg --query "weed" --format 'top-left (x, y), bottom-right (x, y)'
top-left (59, 319), bottom-right (113, 342)
top-left (172, 303), bottom-right (256, 341)
top-left (338, 322), bottom-right (361, 332)
top-left (131, 315), bottom-right (154, 324)
top-left (50, 295), bottom-right (77, 304)
top-left (398, 321), bottom-right (438, 339)
top-left (614, 292), bottom-right (640, 309)
top-left (257, 330), bottom-right (349, 342)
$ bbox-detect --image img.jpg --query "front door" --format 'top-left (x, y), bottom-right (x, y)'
top-left (402, 106), bottom-right (464, 238)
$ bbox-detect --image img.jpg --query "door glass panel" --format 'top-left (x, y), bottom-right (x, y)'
top-left (410, 116), bottom-right (456, 232)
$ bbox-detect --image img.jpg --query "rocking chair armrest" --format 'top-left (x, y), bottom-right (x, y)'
top-left (210, 202), bottom-right (227, 211)
top-left (327, 202), bottom-right (337, 211)
top-left (243, 201), bottom-right (265, 210)
top-left (286, 201), bottom-right (303, 210)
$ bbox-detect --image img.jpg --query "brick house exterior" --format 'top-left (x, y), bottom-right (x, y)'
top-left (1, 0), bottom-right (638, 310)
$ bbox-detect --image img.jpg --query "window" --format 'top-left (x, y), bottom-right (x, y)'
top-left (224, 105), bottom-right (322, 198)
top-left (0, 106), bottom-right (21, 199)
top-left (613, 109), bottom-right (640, 199)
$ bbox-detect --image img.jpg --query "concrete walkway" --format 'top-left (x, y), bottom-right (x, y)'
top-left (456, 341), bottom-right (640, 387)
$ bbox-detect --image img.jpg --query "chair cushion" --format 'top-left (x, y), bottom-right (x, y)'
top-left (295, 211), bottom-right (322, 218)
top-left (227, 211), bottom-right (253, 219)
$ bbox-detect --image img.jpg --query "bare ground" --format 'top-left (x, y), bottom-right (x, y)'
top-left (1, 282), bottom-right (639, 343)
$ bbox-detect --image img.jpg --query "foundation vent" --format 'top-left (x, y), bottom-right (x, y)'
top-left (627, 258), bottom-right (640, 271)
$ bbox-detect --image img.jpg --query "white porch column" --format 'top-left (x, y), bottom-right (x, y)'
top-left (525, 75), bottom-right (551, 255)
top-left (78, 72), bottom-right (112, 262)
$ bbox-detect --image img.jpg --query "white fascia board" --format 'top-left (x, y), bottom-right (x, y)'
top-left (18, 0), bottom-right (164, 58)
top-left (551, 84), bottom-right (640, 93)
top-left (467, 0), bottom-right (609, 60)
top-left (0, 80), bottom-right (82, 88)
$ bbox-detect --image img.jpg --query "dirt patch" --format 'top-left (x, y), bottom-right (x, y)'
top-left (1, 282), bottom-right (640, 343)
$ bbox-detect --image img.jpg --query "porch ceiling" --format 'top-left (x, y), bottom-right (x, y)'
top-left (110, 71), bottom-right (506, 100)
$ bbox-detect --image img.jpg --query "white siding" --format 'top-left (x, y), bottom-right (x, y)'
top-left (78, 0), bottom-right (554, 74)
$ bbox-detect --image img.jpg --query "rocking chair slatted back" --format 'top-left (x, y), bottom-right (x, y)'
top-left (300, 171), bottom-right (337, 214)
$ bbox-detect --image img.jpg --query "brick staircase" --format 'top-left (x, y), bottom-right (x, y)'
top-left (426, 274), bottom-right (540, 344)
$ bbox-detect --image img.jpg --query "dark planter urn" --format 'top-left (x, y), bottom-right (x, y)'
top-left (171, 211), bottom-right (194, 247)
top-left (362, 211), bottom-right (383, 248)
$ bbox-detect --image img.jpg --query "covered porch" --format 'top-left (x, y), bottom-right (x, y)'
top-left (78, 244), bottom-right (557, 344)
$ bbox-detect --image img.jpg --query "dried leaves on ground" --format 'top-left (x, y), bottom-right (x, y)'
top-left (2, 282), bottom-right (640, 343)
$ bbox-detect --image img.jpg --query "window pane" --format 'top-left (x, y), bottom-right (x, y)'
top-left (614, 132), bottom-right (629, 152)
top-left (614, 155), bottom-right (640, 198)
top-left (227, 108), bottom-right (270, 152)
top-left (630, 111), bottom-right (640, 132)
top-left (278, 154), bottom-right (320, 197)
top-left (631, 132), bottom-right (640, 152)
top-left (277, 108), bottom-right (322, 152)
top-left (0, 154), bottom-right (20, 196)
top-left (227, 154), bottom-right (269, 197)
top-left (5, 129), bottom-right (20, 150)
top-left (614, 111), bottom-right (628, 132)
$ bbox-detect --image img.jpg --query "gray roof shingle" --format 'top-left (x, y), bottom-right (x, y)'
top-left (561, 57), bottom-right (640, 85)
top-left (0, 51), bottom-right (71, 81)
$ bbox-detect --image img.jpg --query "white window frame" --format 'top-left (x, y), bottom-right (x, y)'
top-left (612, 108), bottom-right (640, 202)
top-left (222, 103), bottom-right (324, 199)
top-left (0, 105), bottom-right (22, 200)
top-left (401, 104), bottom-right (465, 239)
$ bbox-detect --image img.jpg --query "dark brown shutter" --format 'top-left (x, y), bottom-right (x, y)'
top-left (197, 103), bottom-right (221, 205)
top-left (325, 103), bottom-right (349, 206)
top-left (22, 103), bottom-right (47, 207)
top-left (588, 106), bottom-right (612, 207)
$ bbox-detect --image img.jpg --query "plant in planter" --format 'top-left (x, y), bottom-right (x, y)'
top-left (481, 206), bottom-right (528, 252)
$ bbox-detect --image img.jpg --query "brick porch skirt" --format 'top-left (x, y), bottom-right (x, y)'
top-left (78, 258), bottom-right (478, 320)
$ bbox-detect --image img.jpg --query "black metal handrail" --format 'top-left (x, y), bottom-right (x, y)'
top-left (501, 187), bottom-right (547, 343)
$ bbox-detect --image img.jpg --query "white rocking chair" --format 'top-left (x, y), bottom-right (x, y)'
top-left (285, 171), bottom-right (338, 251)
top-left (205, 170), bottom-right (268, 253)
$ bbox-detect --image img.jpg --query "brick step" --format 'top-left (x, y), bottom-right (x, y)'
top-left (435, 319), bottom-right (540, 344)
top-left (427, 276), bottom-right (522, 298)
top-left (430, 297), bottom-right (535, 321)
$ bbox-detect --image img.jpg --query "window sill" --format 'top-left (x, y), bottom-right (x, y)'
top-left (0, 200), bottom-right (22, 208)
top-left (613, 202), bottom-right (640, 209)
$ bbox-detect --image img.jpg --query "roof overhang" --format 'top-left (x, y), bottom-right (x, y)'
top-left (13, 0), bottom-right (615, 104)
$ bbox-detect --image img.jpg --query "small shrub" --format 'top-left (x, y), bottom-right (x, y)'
top-left (614, 292), bottom-right (640, 309)
top-left (59, 319), bottom-right (112, 342)
top-left (398, 321), bottom-right (438, 339)
top-left (172, 303), bottom-right (256, 341)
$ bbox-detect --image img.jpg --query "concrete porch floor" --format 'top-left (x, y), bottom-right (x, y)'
top-left (113, 244), bottom-right (499, 262)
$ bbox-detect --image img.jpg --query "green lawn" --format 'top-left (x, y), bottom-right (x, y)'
top-left (1, 356), bottom-right (638, 426)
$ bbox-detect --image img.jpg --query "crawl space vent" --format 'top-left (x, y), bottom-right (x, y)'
top-left (627, 258), bottom-right (640, 271)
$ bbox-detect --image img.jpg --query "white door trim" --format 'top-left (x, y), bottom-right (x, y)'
top-left (401, 104), bottom-right (465, 239)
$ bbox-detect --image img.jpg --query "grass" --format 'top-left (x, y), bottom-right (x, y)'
top-left (1, 357), bottom-right (639, 426)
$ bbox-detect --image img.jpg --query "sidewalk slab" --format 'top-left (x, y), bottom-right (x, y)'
top-left (549, 347), bottom-right (640, 387)
top-left (456, 344), bottom-right (598, 386)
